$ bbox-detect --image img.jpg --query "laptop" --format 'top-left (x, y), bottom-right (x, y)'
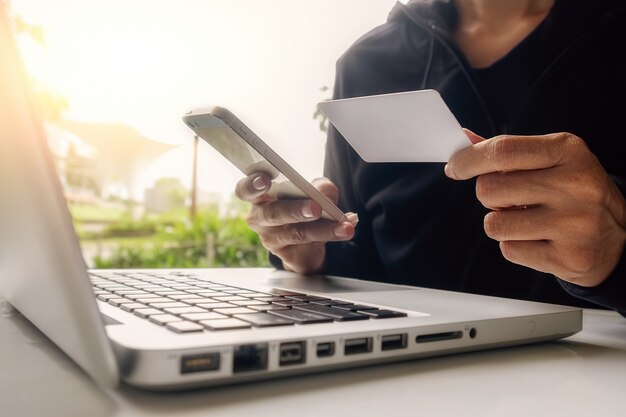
top-left (0, 2), bottom-right (581, 390)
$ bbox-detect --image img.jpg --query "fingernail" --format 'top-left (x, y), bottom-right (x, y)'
top-left (301, 204), bottom-right (314, 218)
top-left (334, 224), bottom-right (351, 238)
top-left (252, 175), bottom-right (266, 191)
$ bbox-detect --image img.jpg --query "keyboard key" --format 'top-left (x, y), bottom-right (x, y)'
top-left (136, 297), bottom-right (173, 304)
top-left (230, 300), bottom-right (268, 307)
top-left (196, 302), bottom-right (236, 310)
top-left (213, 307), bottom-right (256, 316)
top-left (233, 313), bottom-right (294, 327)
top-left (149, 302), bottom-right (189, 309)
top-left (243, 292), bottom-right (273, 298)
top-left (285, 295), bottom-right (329, 302)
top-left (166, 321), bottom-right (205, 333)
top-left (178, 298), bottom-right (216, 305)
top-left (249, 305), bottom-right (291, 312)
top-left (185, 290), bottom-right (224, 296)
top-left (359, 309), bottom-right (407, 319)
top-left (120, 303), bottom-right (148, 312)
top-left (269, 289), bottom-right (305, 296)
top-left (134, 308), bottom-right (164, 318)
top-left (272, 300), bottom-right (308, 307)
top-left (113, 290), bottom-right (147, 296)
top-left (164, 306), bottom-right (208, 315)
top-left (167, 294), bottom-right (202, 301)
top-left (333, 304), bottom-right (379, 311)
top-left (97, 293), bottom-right (117, 301)
top-left (268, 309), bottom-right (333, 324)
top-left (221, 288), bottom-right (256, 294)
top-left (310, 299), bottom-right (353, 306)
top-left (211, 295), bottom-right (248, 302)
top-left (126, 294), bottom-right (162, 301)
top-left (149, 314), bottom-right (182, 325)
top-left (199, 318), bottom-right (252, 331)
top-left (253, 296), bottom-right (286, 302)
top-left (180, 312), bottom-right (227, 321)
top-left (293, 304), bottom-right (369, 321)
top-left (108, 298), bottom-right (135, 307)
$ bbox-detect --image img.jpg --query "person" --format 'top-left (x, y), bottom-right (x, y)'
top-left (235, 0), bottom-right (626, 316)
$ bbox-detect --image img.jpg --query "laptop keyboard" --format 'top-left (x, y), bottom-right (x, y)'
top-left (90, 271), bottom-right (407, 334)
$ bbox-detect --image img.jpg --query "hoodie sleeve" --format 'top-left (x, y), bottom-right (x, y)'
top-left (557, 175), bottom-right (626, 318)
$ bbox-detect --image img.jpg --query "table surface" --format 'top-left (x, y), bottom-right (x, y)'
top-left (1, 304), bottom-right (625, 417)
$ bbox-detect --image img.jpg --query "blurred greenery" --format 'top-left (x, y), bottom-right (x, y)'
top-left (313, 85), bottom-right (330, 133)
top-left (85, 205), bottom-right (269, 269)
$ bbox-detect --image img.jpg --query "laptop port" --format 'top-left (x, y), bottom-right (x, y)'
top-left (180, 352), bottom-right (220, 374)
top-left (233, 343), bottom-right (268, 373)
top-left (415, 331), bottom-right (463, 343)
top-left (279, 341), bottom-right (306, 366)
top-left (344, 337), bottom-right (372, 355)
top-left (381, 333), bottom-right (407, 351)
top-left (316, 342), bottom-right (335, 358)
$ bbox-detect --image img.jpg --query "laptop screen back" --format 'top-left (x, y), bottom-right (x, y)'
top-left (0, 2), bottom-right (118, 387)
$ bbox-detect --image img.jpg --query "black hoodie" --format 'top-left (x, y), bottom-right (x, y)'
top-left (278, 0), bottom-right (626, 315)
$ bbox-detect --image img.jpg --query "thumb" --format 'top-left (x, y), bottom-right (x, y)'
top-left (463, 128), bottom-right (486, 145)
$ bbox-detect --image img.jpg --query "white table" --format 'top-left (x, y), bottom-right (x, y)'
top-left (1, 306), bottom-right (625, 417)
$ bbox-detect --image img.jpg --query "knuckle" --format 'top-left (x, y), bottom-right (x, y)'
top-left (562, 132), bottom-right (585, 149)
top-left (581, 177), bottom-right (610, 206)
top-left (489, 136), bottom-right (518, 171)
top-left (259, 234), bottom-right (278, 252)
top-left (262, 203), bottom-right (280, 224)
top-left (566, 248), bottom-right (597, 277)
top-left (289, 225), bottom-right (308, 243)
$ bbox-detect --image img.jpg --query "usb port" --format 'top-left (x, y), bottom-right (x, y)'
top-left (279, 341), bottom-right (306, 366)
top-left (381, 333), bottom-right (408, 351)
top-left (180, 352), bottom-right (220, 374)
top-left (344, 337), bottom-right (372, 355)
top-left (316, 342), bottom-right (335, 358)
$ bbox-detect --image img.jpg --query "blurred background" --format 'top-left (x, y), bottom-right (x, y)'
top-left (11, 0), bottom-right (398, 268)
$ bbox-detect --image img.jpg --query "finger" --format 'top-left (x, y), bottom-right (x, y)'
top-left (498, 240), bottom-right (558, 275)
top-left (261, 221), bottom-right (355, 252)
top-left (475, 169), bottom-right (566, 210)
top-left (311, 177), bottom-right (340, 205)
top-left (235, 173), bottom-right (272, 203)
top-left (446, 133), bottom-right (583, 180)
top-left (463, 128), bottom-right (486, 145)
top-left (249, 199), bottom-right (323, 227)
top-left (484, 206), bottom-right (560, 242)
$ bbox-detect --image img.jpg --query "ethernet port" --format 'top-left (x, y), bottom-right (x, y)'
top-left (233, 343), bottom-right (268, 373)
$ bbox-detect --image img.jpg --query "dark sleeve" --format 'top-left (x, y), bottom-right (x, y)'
top-left (557, 175), bottom-right (626, 318)
top-left (321, 92), bottom-right (386, 280)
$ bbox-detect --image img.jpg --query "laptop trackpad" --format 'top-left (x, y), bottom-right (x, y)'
top-left (268, 274), bottom-right (414, 293)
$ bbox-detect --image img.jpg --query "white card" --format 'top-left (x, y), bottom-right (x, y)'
top-left (317, 89), bottom-right (470, 163)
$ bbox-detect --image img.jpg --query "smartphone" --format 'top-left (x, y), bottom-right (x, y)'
top-left (182, 107), bottom-right (349, 222)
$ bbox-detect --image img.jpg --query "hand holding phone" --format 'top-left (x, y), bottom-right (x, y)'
top-left (182, 106), bottom-right (351, 223)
